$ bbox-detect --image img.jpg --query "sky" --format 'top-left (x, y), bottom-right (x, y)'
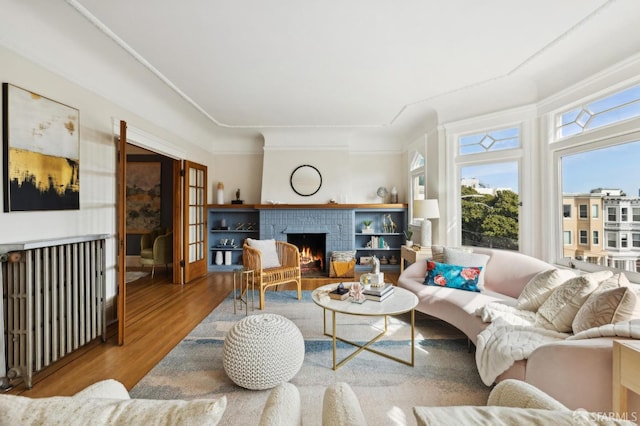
top-left (461, 140), bottom-right (640, 197)
top-left (561, 140), bottom-right (640, 196)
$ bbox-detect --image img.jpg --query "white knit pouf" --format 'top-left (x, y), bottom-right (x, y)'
top-left (223, 313), bottom-right (305, 390)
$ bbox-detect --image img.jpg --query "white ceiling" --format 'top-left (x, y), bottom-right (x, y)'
top-left (2, 0), bottom-right (640, 147)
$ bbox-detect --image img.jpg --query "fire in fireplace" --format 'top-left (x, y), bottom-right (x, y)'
top-left (287, 233), bottom-right (325, 276)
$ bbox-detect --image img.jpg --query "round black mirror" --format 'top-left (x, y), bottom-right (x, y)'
top-left (290, 165), bottom-right (322, 196)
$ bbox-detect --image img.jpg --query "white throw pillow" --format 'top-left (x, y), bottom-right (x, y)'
top-left (322, 382), bottom-right (367, 426)
top-left (537, 271), bottom-right (613, 332)
top-left (516, 269), bottom-right (577, 312)
top-left (595, 272), bottom-right (640, 320)
top-left (572, 286), bottom-right (637, 334)
top-left (0, 394), bottom-right (227, 426)
top-left (443, 247), bottom-right (490, 290)
top-left (247, 238), bottom-right (281, 269)
top-left (259, 382), bottom-right (302, 426)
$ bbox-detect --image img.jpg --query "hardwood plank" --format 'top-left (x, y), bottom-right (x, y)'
top-left (7, 270), bottom-right (398, 397)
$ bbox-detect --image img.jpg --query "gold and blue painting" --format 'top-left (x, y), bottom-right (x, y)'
top-left (2, 83), bottom-right (79, 211)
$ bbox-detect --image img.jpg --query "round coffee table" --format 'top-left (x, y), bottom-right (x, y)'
top-left (311, 283), bottom-right (418, 370)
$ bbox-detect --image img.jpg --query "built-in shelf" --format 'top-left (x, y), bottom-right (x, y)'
top-left (208, 207), bottom-right (259, 271)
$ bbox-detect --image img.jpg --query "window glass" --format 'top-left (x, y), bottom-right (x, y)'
top-left (460, 127), bottom-right (520, 156)
top-left (579, 230), bottom-right (588, 245)
top-left (460, 161), bottom-right (519, 250)
top-left (409, 151), bottom-right (425, 205)
top-left (633, 233), bottom-right (640, 248)
top-left (556, 84), bottom-right (640, 139)
top-left (579, 204), bottom-right (588, 219)
top-left (564, 231), bottom-right (572, 245)
top-left (560, 140), bottom-right (640, 274)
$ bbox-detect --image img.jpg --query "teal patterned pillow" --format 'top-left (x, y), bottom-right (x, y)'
top-left (424, 260), bottom-right (482, 292)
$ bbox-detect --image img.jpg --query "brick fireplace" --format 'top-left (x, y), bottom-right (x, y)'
top-left (258, 208), bottom-right (354, 274)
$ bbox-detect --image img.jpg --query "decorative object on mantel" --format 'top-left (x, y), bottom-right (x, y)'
top-left (3, 83), bottom-right (80, 212)
top-left (290, 164), bottom-right (322, 196)
top-left (413, 199), bottom-right (440, 247)
top-left (376, 186), bottom-right (388, 203)
top-left (390, 186), bottom-right (398, 203)
top-left (232, 188), bottom-right (243, 204)
top-left (217, 182), bottom-right (224, 204)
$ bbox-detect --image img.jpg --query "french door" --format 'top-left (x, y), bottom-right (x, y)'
top-left (182, 160), bottom-right (208, 283)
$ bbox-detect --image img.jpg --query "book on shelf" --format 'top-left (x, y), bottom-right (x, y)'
top-left (364, 283), bottom-right (393, 296)
top-left (364, 288), bottom-right (394, 302)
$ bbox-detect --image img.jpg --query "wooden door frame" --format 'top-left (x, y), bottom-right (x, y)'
top-left (117, 120), bottom-right (127, 345)
top-left (117, 122), bottom-right (184, 345)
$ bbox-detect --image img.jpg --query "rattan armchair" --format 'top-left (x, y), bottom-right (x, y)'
top-left (243, 240), bottom-right (302, 310)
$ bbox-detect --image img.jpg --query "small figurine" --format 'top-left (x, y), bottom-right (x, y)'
top-left (236, 188), bottom-right (241, 200)
top-left (349, 281), bottom-right (366, 303)
top-left (371, 255), bottom-right (380, 274)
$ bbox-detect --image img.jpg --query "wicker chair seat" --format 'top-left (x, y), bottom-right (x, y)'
top-left (243, 240), bottom-right (302, 309)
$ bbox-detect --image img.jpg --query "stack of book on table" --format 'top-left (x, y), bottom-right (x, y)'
top-left (364, 283), bottom-right (394, 302)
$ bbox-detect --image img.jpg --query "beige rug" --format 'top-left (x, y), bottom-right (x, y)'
top-left (125, 270), bottom-right (148, 283)
top-left (131, 291), bottom-right (489, 425)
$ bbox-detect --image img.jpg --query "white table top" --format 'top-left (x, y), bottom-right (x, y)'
top-left (312, 282), bottom-right (418, 316)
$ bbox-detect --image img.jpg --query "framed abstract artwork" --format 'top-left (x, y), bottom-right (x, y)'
top-left (2, 83), bottom-right (80, 211)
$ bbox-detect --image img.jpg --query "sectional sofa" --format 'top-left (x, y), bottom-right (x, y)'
top-left (397, 245), bottom-right (640, 413)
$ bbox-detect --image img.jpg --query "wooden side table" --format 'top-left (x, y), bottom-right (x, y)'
top-left (400, 245), bottom-right (432, 272)
top-left (613, 339), bottom-right (640, 418)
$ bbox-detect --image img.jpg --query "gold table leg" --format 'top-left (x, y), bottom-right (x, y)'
top-left (322, 309), bottom-right (415, 370)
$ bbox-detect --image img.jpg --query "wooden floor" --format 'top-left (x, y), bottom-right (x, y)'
top-left (8, 270), bottom-right (398, 397)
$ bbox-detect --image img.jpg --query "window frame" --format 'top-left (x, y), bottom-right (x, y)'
top-left (445, 117), bottom-right (528, 251)
top-left (578, 204), bottom-right (588, 219)
top-left (579, 229), bottom-right (588, 245)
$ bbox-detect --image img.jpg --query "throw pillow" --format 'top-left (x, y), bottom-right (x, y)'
top-left (572, 286), bottom-right (637, 334)
top-left (424, 260), bottom-right (483, 292)
top-left (597, 272), bottom-right (640, 320)
top-left (537, 271), bottom-right (613, 332)
top-left (247, 238), bottom-right (281, 269)
top-left (516, 269), bottom-right (577, 312)
top-left (0, 394), bottom-right (227, 425)
top-left (443, 247), bottom-right (489, 290)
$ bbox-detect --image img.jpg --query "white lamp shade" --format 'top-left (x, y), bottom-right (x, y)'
top-left (413, 199), bottom-right (440, 219)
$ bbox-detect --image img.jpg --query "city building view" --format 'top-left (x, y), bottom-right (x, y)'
top-left (563, 188), bottom-right (640, 273)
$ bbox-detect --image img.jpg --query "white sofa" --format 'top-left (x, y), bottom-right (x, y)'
top-left (0, 379), bottom-right (302, 426)
top-left (3, 378), bottom-right (632, 426)
top-left (397, 246), bottom-right (640, 413)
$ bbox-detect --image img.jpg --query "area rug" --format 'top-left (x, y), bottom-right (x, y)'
top-left (125, 270), bottom-right (148, 283)
top-left (130, 291), bottom-right (489, 425)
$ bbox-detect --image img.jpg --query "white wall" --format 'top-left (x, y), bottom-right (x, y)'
top-left (261, 130), bottom-right (406, 204)
top-left (0, 46), bottom-right (217, 307)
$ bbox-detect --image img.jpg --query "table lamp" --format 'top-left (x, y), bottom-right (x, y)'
top-left (413, 199), bottom-right (440, 247)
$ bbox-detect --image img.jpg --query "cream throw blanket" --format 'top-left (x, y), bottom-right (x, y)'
top-left (475, 303), bottom-right (640, 386)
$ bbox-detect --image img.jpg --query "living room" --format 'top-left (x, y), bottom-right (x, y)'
top-left (2, 1), bottom-right (640, 424)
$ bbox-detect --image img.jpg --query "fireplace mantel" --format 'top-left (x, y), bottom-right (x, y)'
top-left (207, 203), bottom-right (407, 209)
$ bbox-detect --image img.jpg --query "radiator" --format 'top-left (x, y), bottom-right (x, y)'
top-left (1, 236), bottom-right (107, 389)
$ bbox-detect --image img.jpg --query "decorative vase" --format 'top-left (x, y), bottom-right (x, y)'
top-left (217, 182), bottom-right (224, 204)
top-left (225, 251), bottom-right (232, 265)
top-left (405, 240), bottom-right (413, 247)
top-left (215, 251), bottom-right (223, 265)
